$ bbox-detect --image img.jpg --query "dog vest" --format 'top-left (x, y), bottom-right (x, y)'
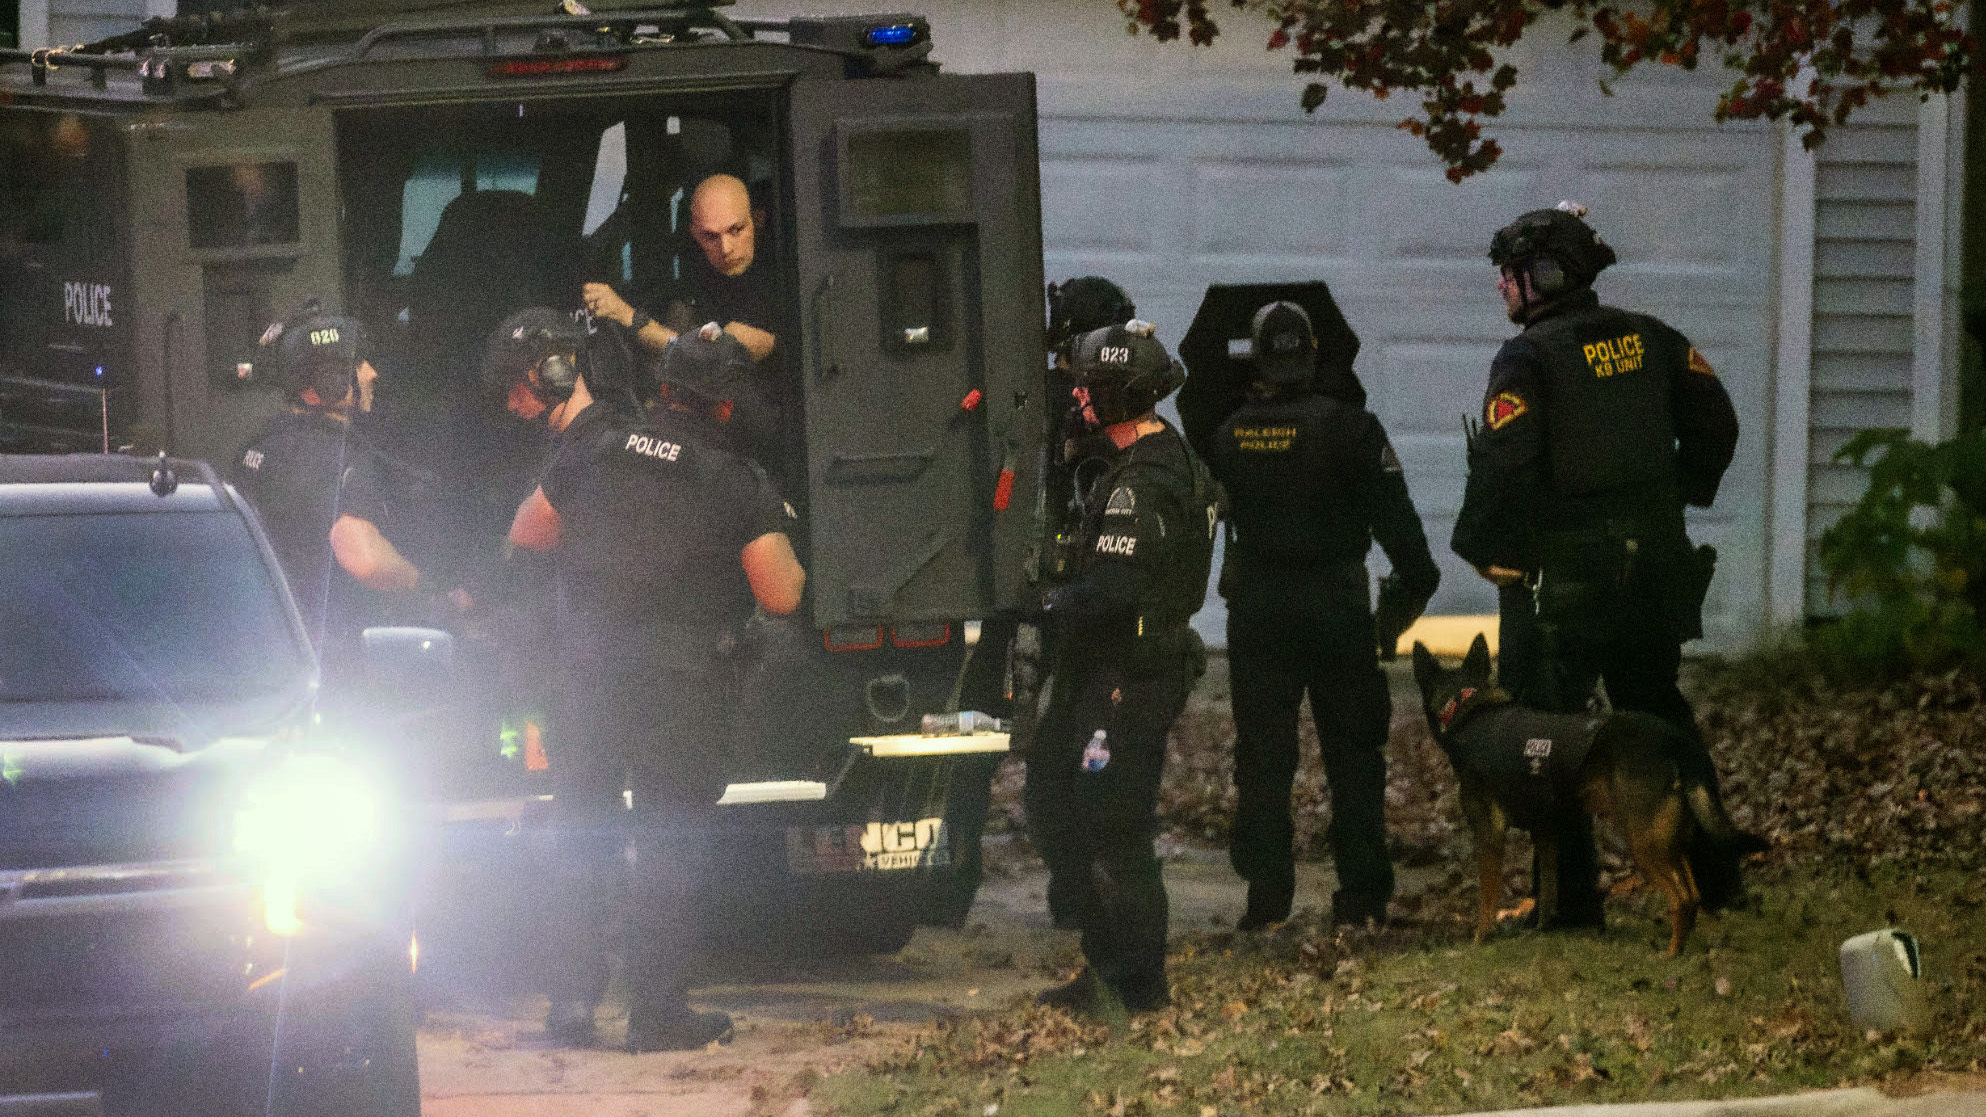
top-left (1440, 700), bottom-right (1602, 825)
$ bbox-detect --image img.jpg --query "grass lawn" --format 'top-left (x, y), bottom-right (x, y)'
top-left (819, 863), bottom-right (1986, 1115)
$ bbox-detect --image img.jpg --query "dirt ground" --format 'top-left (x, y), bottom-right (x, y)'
top-left (416, 849), bottom-right (1392, 1116)
top-left (413, 655), bottom-right (1434, 1116)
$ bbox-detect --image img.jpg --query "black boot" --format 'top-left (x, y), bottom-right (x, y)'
top-left (626, 999), bottom-right (734, 1053)
top-left (1111, 971), bottom-right (1172, 1014)
top-left (1329, 890), bottom-right (1389, 929)
top-left (544, 999), bottom-right (598, 1047)
top-left (1035, 967), bottom-right (1103, 1014)
top-left (1237, 880), bottom-right (1294, 932)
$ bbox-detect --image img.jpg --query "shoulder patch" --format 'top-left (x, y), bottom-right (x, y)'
top-left (1104, 485), bottom-right (1136, 516)
top-left (1687, 347), bottom-right (1717, 377)
top-left (1379, 441), bottom-right (1403, 474)
top-left (1485, 391), bottom-right (1529, 431)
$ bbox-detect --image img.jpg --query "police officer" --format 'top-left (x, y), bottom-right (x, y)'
top-left (494, 307), bottom-right (806, 1052)
top-left (231, 307), bottom-right (450, 665)
top-left (583, 174), bottom-right (779, 363)
top-left (1204, 302), bottom-right (1440, 931)
top-left (1027, 320), bottom-right (1218, 1015)
top-left (933, 276), bottom-right (1144, 932)
top-left (648, 321), bottom-right (780, 466)
top-left (1452, 203), bottom-right (1750, 922)
top-left (1047, 277), bottom-right (1138, 358)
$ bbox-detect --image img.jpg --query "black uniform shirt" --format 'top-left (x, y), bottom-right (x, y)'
top-left (1052, 422), bottom-right (1218, 647)
top-left (230, 408), bottom-right (393, 636)
top-left (1204, 387), bottom-right (1439, 612)
top-left (541, 403), bottom-right (794, 665)
top-left (1451, 290), bottom-right (1738, 572)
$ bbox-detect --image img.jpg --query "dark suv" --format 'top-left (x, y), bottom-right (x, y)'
top-left (0, 454), bottom-right (419, 1117)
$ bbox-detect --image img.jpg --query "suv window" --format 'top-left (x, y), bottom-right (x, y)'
top-left (0, 510), bottom-right (308, 703)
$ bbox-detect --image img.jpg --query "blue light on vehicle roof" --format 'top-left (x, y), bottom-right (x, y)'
top-left (865, 23), bottom-right (919, 46)
top-left (94, 366), bottom-right (104, 377)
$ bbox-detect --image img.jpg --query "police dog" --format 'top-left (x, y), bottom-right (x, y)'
top-left (1410, 635), bottom-right (1753, 956)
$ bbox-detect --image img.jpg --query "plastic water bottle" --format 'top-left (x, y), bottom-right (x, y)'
top-left (920, 710), bottom-right (1009, 736)
top-left (1080, 729), bottom-right (1110, 772)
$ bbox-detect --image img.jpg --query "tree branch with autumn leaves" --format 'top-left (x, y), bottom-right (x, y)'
top-left (1117, 0), bottom-right (1975, 181)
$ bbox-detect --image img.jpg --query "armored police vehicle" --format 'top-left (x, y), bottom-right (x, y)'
top-left (0, 0), bottom-right (1048, 966)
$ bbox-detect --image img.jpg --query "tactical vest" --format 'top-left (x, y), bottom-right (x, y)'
top-left (1440, 701), bottom-right (1600, 827)
top-left (1215, 391), bottom-right (1377, 572)
top-left (1082, 427), bottom-right (1220, 637)
top-left (1521, 304), bottom-right (1684, 502)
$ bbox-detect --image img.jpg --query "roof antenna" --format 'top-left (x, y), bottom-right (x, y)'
top-left (149, 451), bottom-right (179, 497)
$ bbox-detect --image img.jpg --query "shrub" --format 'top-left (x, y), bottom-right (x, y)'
top-left (1811, 428), bottom-right (1986, 678)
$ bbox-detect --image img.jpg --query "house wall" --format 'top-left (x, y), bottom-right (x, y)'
top-left (1804, 103), bottom-right (1923, 614)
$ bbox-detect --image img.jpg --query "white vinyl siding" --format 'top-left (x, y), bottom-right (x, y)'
top-left (1805, 102), bottom-right (1920, 615)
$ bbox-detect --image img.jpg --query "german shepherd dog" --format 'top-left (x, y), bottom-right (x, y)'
top-left (1410, 635), bottom-right (1757, 956)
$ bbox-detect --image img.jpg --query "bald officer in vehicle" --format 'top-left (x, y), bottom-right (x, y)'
top-left (494, 307), bottom-right (805, 1052)
top-left (581, 173), bottom-right (779, 363)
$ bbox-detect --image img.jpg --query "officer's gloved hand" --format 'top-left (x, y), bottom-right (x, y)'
top-left (417, 587), bottom-right (474, 632)
top-left (1372, 574), bottom-right (1423, 663)
top-left (722, 607), bottom-right (779, 663)
top-left (1027, 585), bottom-right (1064, 624)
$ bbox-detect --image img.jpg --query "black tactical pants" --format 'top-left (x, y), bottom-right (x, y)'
top-left (1226, 603), bottom-right (1395, 922)
top-left (546, 652), bottom-right (731, 1014)
top-left (1497, 585), bottom-right (1604, 925)
top-left (1519, 580), bottom-right (1743, 912)
top-left (1026, 641), bottom-right (1193, 1008)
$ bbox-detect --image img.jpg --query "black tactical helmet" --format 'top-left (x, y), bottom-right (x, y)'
top-left (1067, 320), bottom-right (1184, 426)
top-left (1249, 301), bottom-right (1316, 385)
top-left (484, 306), bottom-right (588, 402)
top-left (259, 303), bottom-right (366, 405)
top-left (657, 323), bottom-right (753, 402)
top-left (1047, 276), bottom-right (1137, 350)
top-left (1488, 202), bottom-right (1618, 297)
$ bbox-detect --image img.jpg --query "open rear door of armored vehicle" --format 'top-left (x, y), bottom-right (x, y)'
top-left (789, 71), bottom-right (1047, 630)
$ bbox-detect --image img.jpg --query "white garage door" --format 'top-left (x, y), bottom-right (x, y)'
top-left (752, 0), bottom-right (1781, 650)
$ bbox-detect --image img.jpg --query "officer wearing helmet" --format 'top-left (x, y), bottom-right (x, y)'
top-left (230, 305), bottom-right (447, 661)
top-left (646, 321), bottom-right (780, 467)
top-left (493, 306), bottom-right (806, 1052)
top-left (1046, 276), bottom-right (1138, 356)
top-left (1202, 301), bottom-right (1439, 932)
top-left (1026, 320), bottom-right (1218, 1015)
top-left (1455, 203), bottom-right (1750, 925)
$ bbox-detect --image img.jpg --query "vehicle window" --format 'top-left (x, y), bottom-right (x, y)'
top-left (394, 151), bottom-right (462, 277)
top-left (0, 112), bottom-right (105, 248)
top-left (845, 128), bottom-right (972, 220)
top-left (582, 122), bottom-right (627, 239)
top-left (393, 151), bottom-right (543, 276)
top-left (0, 510), bottom-right (309, 703)
top-left (186, 162), bottom-right (301, 249)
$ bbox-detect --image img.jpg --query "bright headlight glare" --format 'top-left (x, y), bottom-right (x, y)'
top-left (234, 754), bottom-right (383, 877)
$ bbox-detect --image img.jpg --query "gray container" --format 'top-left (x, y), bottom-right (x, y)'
top-left (1839, 928), bottom-right (1928, 1032)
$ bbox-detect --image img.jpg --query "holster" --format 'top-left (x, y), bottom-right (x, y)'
top-left (1679, 543), bottom-right (1717, 642)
